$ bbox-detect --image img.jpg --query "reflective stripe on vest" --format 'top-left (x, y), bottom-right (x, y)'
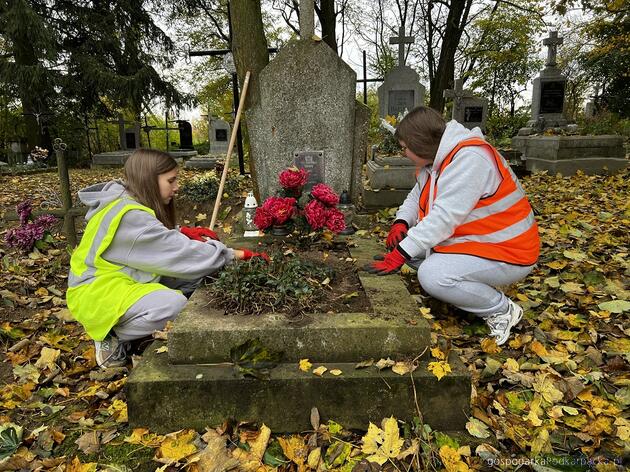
top-left (66, 198), bottom-right (167, 341)
top-left (418, 138), bottom-right (539, 265)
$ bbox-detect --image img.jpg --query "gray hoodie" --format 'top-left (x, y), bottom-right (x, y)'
top-left (397, 120), bottom-right (522, 258)
top-left (77, 180), bottom-right (234, 283)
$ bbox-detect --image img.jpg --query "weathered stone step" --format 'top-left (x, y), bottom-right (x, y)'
top-left (168, 303), bottom-right (430, 364)
top-left (128, 343), bottom-right (471, 433)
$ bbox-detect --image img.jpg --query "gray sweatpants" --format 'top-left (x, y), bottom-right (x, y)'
top-left (408, 253), bottom-right (534, 318)
top-left (113, 277), bottom-right (203, 341)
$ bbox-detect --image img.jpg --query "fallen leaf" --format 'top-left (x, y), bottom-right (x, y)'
top-left (299, 358), bottom-right (312, 372)
top-left (312, 366), bottom-right (327, 377)
top-left (428, 361), bottom-right (452, 381)
top-left (155, 429), bottom-right (198, 465)
top-left (466, 418), bottom-right (491, 439)
top-left (361, 417), bottom-right (404, 465)
top-left (75, 431), bottom-right (100, 455)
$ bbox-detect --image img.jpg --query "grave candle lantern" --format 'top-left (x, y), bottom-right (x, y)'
top-left (337, 190), bottom-right (356, 235)
top-left (242, 191), bottom-right (260, 237)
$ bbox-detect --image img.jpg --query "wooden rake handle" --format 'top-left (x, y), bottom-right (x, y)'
top-left (209, 70), bottom-right (251, 231)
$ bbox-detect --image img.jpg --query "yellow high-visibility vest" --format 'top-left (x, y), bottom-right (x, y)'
top-left (66, 198), bottom-right (169, 341)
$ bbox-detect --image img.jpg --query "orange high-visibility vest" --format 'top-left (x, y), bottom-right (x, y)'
top-left (418, 138), bottom-right (539, 266)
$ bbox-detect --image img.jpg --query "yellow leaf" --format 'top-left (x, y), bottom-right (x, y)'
top-left (330, 369), bottom-right (343, 376)
top-left (545, 260), bottom-right (567, 270)
top-left (531, 429), bottom-right (552, 456)
top-left (155, 346), bottom-right (168, 354)
top-left (232, 424), bottom-right (271, 471)
top-left (481, 338), bottom-right (501, 354)
top-left (35, 287), bottom-right (49, 297)
top-left (530, 340), bottom-right (549, 357)
top-left (195, 213), bottom-right (207, 222)
top-left (503, 358), bottom-right (520, 372)
top-left (124, 428), bottom-right (164, 448)
top-left (307, 447), bottom-right (321, 468)
top-left (431, 347), bottom-right (446, 360)
top-left (34, 347), bottom-right (60, 370)
top-left (66, 456), bottom-right (97, 472)
top-left (392, 361), bottom-right (415, 375)
top-left (155, 430), bottom-right (197, 464)
top-left (298, 359), bottom-right (312, 372)
top-left (439, 445), bottom-right (470, 471)
top-left (582, 416), bottom-right (613, 436)
top-left (532, 373), bottom-right (564, 404)
top-left (614, 417), bottom-right (629, 441)
top-left (107, 399), bottom-right (128, 423)
top-left (361, 417), bottom-right (404, 465)
top-left (563, 250), bottom-right (587, 261)
top-left (312, 366), bottom-right (327, 376)
top-left (428, 361), bottom-right (452, 381)
top-left (196, 429), bottom-right (240, 471)
top-left (375, 358), bottom-right (395, 370)
top-left (466, 418), bottom-right (490, 439)
top-left (222, 224), bottom-right (232, 235)
top-left (277, 436), bottom-right (308, 466)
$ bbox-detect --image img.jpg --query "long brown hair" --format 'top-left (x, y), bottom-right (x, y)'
top-left (123, 149), bottom-right (177, 229)
top-left (394, 106), bottom-right (446, 162)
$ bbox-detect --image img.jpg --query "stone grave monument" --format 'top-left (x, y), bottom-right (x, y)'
top-left (443, 78), bottom-right (488, 131)
top-left (185, 116), bottom-right (230, 169)
top-left (364, 26), bottom-right (427, 209)
top-left (127, 238), bottom-right (471, 433)
top-left (512, 31), bottom-right (626, 176)
top-left (246, 0), bottom-right (369, 202)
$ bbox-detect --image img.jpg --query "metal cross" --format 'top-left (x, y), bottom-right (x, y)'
top-left (543, 30), bottom-right (563, 67)
top-left (299, 0), bottom-right (315, 40)
top-left (389, 25), bottom-right (414, 67)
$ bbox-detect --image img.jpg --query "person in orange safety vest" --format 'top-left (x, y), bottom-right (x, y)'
top-left (365, 106), bottom-right (540, 345)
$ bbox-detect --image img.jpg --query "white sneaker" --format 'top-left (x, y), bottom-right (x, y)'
top-left (486, 299), bottom-right (523, 346)
top-left (94, 334), bottom-right (128, 368)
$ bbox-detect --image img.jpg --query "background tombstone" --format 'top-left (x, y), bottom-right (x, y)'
top-left (377, 26), bottom-right (425, 119)
top-left (518, 30), bottom-right (568, 135)
top-left (365, 26), bottom-right (426, 208)
top-left (443, 79), bottom-right (488, 131)
top-left (209, 117), bottom-right (231, 155)
top-left (247, 0), bottom-right (369, 202)
top-left (176, 120), bottom-right (194, 150)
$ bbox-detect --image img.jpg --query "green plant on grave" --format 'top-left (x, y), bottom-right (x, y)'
top-left (179, 170), bottom-right (240, 203)
top-left (207, 253), bottom-right (334, 316)
top-left (375, 114), bottom-right (404, 156)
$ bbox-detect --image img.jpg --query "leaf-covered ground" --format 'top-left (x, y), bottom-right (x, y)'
top-left (0, 168), bottom-right (628, 471)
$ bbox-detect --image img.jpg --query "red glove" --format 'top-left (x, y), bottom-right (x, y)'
top-left (386, 220), bottom-right (409, 250)
top-left (364, 246), bottom-right (408, 275)
top-left (180, 226), bottom-right (219, 242)
top-left (241, 249), bottom-right (271, 262)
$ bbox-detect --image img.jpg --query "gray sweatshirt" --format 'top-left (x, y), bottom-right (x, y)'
top-left (397, 120), bottom-right (519, 259)
top-left (78, 180), bottom-right (234, 282)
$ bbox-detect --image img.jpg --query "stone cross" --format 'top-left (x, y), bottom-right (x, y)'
top-left (389, 25), bottom-right (414, 67)
top-left (543, 30), bottom-right (563, 67)
top-left (442, 78), bottom-right (473, 104)
top-left (299, 0), bottom-right (315, 40)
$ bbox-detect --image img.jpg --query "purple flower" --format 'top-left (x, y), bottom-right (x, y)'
top-left (34, 214), bottom-right (58, 230)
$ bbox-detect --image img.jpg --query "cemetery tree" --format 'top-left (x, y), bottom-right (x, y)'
top-left (230, 0), bottom-right (270, 109)
top-left (0, 0), bottom-right (188, 152)
top-left (0, 0), bottom-right (58, 150)
top-left (464, 3), bottom-right (543, 117)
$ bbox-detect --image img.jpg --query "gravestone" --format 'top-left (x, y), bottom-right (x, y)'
top-left (517, 31), bottom-right (568, 135)
top-left (208, 117), bottom-right (231, 155)
top-left (443, 78), bottom-right (488, 131)
top-left (512, 32), bottom-right (626, 175)
top-left (377, 26), bottom-right (425, 118)
top-left (365, 25), bottom-right (426, 208)
top-left (176, 120), bottom-right (194, 150)
top-left (127, 237), bottom-right (471, 433)
top-left (247, 0), bottom-right (369, 203)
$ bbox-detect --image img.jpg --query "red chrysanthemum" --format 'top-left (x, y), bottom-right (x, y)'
top-left (311, 183), bottom-right (339, 207)
top-left (304, 199), bottom-right (327, 230)
top-left (253, 206), bottom-right (274, 230)
top-left (261, 196), bottom-right (297, 225)
top-left (279, 167), bottom-right (309, 190)
top-left (325, 207), bottom-right (346, 234)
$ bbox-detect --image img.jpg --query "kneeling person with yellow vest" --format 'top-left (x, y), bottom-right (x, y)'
top-left (67, 149), bottom-right (266, 368)
top-left (366, 106), bottom-right (540, 346)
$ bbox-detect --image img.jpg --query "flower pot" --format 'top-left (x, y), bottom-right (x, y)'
top-left (271, 224), bottom-right (290, 236)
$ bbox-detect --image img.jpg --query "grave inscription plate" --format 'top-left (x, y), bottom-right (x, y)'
top-left (294, 151), bottom-right (324, 190)
top-left (464, 106), bottom-right (484, 123)
top-left (540, 81), bottom-right (565, 114)
top-left (388, 90), bottom-right (414, 117)
top-left (215, 129), bottom-right (227, 141)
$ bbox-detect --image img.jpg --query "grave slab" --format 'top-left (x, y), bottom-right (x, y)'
top-left (128, 344), bottom-right (471, 433)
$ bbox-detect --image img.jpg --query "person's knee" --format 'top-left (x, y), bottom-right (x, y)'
top-left (417, 261), bottom-right (457, 298)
